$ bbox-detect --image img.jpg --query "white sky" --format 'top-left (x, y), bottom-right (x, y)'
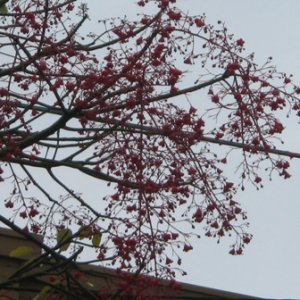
top-left (84, 1), bottom-right (300, 298)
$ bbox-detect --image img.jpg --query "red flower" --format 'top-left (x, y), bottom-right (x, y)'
top-left (167, 10), bottom-right (181, 21)
top-left (236, 38), bottom-right (245, 47)
top-left (183, 244), bottom-right (193, 252)
top-left (195, 18), bottom-right (205, 27)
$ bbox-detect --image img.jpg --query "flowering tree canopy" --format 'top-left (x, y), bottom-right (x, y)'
top-left (1, 0), bottom-right (300, 298)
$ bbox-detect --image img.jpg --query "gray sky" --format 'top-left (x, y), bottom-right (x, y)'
top-left (84, 1), bottom-right (300, 298)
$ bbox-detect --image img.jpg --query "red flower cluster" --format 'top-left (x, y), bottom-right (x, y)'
top-left (0, 0), bottom-right (299, 298)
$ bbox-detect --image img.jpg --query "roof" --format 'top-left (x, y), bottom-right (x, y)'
top-left (0, 227), bottom-right (259, 299)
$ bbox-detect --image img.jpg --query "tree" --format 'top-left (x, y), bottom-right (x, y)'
top-left (0, 0), bottom-right (300, 298)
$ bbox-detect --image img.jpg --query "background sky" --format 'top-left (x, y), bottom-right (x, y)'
top-left (83, 1), bottom-right (300, 299)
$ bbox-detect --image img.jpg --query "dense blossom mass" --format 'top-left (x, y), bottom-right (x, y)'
top-left (0, 0), bottom-right (300, 298)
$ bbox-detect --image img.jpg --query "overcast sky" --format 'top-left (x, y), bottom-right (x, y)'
top-left (83, 1), bottom-right (300, 299)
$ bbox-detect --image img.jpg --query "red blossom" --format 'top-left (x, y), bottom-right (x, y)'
top-left (236, 38), bottom-right (245, 47)
top-left (167, 10), bottom-right (181, 21)
top-left (183, 244), bottom-right (193, 252)
top-left (193, 208), bottom-right (203, 223)
top-left (194, 18), bottom-right (205, 27)
top-left (5, 200), bottom-right (13, 208)
top-left (223, 182), bottom-right (234, 193)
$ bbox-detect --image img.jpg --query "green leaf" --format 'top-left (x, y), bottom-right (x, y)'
top-left (9, 245), bottom-right (33, 258)
top-left (56, 228), bottom-right (72, 252)
top-left (78, 225), bottom-right (92, 240)
top-left (0, 0), bottom-right (8, 14)
top-left (92, 233), bottom-right (102, 247)
top-left (32, 285), bottom-right (51, 300)
top-left (0, 4), bottom-right (7, 14)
